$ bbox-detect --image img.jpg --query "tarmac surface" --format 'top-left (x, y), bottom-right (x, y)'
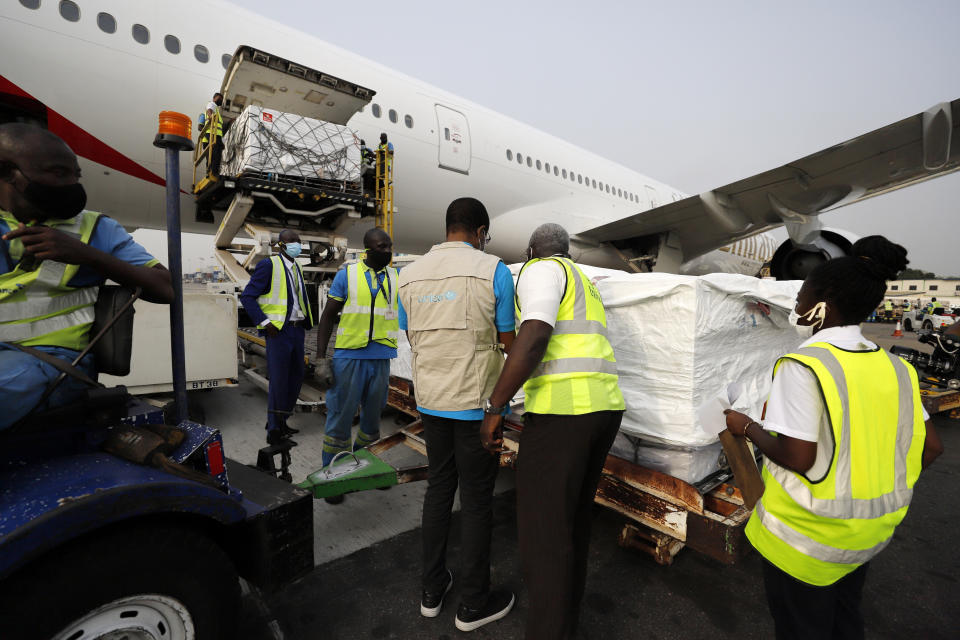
top-left (211, 322), bottom-right (958, 639)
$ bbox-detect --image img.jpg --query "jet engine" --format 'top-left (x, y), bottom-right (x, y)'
top-left (769, 227), bottom-right (858, 280)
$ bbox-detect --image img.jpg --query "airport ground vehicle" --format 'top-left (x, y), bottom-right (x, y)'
top-left (0, 117), bottom-right (313, 640)
top-left (891, 329), bottom-right (960, 392)
top-left (902, 307), bottom-right (956, 332)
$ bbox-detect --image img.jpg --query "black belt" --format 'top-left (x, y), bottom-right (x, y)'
top-left (288, 320), bottom-right (306, 328)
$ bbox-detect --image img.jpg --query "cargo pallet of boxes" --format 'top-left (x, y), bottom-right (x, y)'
top-left (301, 268), bottom-right (804, 566)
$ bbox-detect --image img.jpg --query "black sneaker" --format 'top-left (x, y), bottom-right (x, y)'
top-left (281, 425), bottom-right (300, 435)
top-left (455, 589), bottom-right (515, 632)
top-left (420, 569), bottom-right (452, 618)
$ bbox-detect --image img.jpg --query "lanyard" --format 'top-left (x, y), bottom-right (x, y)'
top-left (370, 269), bottom-right (391, 304)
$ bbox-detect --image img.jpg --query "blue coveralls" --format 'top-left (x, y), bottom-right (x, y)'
top-left (322, 266), bottom-right (396, 466)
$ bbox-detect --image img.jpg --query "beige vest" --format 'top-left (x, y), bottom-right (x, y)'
top-left (399, 242), bottom-right (505, 412)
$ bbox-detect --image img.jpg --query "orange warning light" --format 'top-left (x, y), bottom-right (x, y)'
top-left (157, 111), bottom-right (191, 139)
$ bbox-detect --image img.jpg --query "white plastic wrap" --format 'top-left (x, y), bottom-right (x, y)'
top-left (595, 271), bottom-right (804, 447)
top-left (609, 433), bottom-right (724, 485)
top-left (391, 331), bottom-right (414, 381)
top-left (222, 105), bottom-right (362, 186)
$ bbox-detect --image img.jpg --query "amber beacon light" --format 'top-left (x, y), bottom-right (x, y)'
top-left (154, 110), bottom-right (194, 152)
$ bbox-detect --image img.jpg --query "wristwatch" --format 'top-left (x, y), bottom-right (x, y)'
top-left (483, 399), bottom-right (507, 415)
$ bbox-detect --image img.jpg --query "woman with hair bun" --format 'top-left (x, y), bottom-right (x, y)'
top-left (724, 235), bottom-right (943, 639)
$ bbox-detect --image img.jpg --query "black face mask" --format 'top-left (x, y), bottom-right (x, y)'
top-left (17, 169), bottom-right (87, 220)
top-left (365, 249), bottom-right (392, 271)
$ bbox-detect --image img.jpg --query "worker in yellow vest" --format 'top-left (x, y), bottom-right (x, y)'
top-left (201, 92), bottom-right (224, 175)
top-left (239, 229), bottom-right (315, 445)
top-left (723, 235), bottom-right (943, 639)
top-left (314, 227), bottom-right (398, 496)
top-left (0, 124), bottom-right (173, 430)
top-left (883, 298), bottom-right (893, 321)
top-left (480, 223), bottom-right (625, 640)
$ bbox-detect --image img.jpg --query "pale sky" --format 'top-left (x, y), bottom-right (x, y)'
top-left (150, 0), bottom-right (960, 275)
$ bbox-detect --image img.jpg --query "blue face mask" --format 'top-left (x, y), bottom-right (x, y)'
top-left (283, 242), bottom-right (302, 259)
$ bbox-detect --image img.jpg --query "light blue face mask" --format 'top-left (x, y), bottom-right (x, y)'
top-left (283, 242), bottom-right (302, 259)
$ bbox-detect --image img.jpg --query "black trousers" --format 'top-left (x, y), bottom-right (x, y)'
top-left (421, 414), bottom-right (499, 608)
top-left (517, 410), bottom-right (623, 640)
top-left (762, 558), bottom-right (869, 640)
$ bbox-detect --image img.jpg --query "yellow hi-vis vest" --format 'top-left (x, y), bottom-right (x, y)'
top-left (257, 255), bottom-right (313, 330)
top-left (746, 343), bottom-right (926, 586)
top-left (0, 210), bottom-right (102, 350)
top-left (202, 104), bottom-right (222, 143)
top-left (884, 300), bottom-right (893, 311)
top-left (516, 257), bottom-right (624, 415)
top-left (335, 260), bottom-right (399, 350)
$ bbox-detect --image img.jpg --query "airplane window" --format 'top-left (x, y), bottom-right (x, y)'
top-left (536, 160), bottom-right (542, 170)
top-left (605, 185), bottom-right (610, 193)
top-left (527, 157), bottom-right (532, 167)
top-left (545, 162), bottom-right (550, 173)
top-left (577, 175), bottom-right (582, 184)
top-left (59, 0), bottom-right (80, 22)
top-left (388, 109), bottom-right (398, 123)
top-left (553, 166), bottom-right (559, 176)
top-left (404, 114), bottom-right (414, 128)
top-left (221, 54), bottom-right (232, 70)
top-left (592, 179), bottom-right (597, 188)
top-left (562, 169), bottom-right (567, 179)
top-left (132, 24), bottom-right (150, 45)
top-left (618, 188), bottom-right (622, 197)
top-left (506, 150), bottom-right (513, 161)
top-left (194, 45), bottom-right (209, 63)
top-left (19, 0), bottom-right (40, 10)
top-left (444, 128), bottom-right (450, 141)
top-left (599, 182), bottom-right (603, 191)
top-left (164, 35), bottom-right (181, 54)
top-left (517, 153), bottom-right (523, 164)
top-left (372, 104), bottom-right (381, 118)
top-left (96, 12), bottom-right (116, 34)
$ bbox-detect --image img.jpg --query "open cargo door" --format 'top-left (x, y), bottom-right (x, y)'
top-left (220, 46), bottom-right (375, 126)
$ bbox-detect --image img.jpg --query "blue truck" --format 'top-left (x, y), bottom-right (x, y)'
top-left (0, 109), bottom-right (313, 640)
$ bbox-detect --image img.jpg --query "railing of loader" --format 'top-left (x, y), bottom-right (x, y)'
top-left (375, 146), bottom-right (394, 238)
top-left (192, 110), bottom-right (222, 194)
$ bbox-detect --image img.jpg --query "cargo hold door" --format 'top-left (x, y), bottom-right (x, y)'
top-left (435, 104), bottom-right (471, 174)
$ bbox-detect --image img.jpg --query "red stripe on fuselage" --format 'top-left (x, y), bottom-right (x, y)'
top-left (0, 75), bottom-right (166, 187)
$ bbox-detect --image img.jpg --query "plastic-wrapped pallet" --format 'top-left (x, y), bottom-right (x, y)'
top-left (609, 433), bottom-right (724, 485)
top-left (221, 105), bottom-right (362, 186)
top-left (592, 270), bottom-right (804, 448)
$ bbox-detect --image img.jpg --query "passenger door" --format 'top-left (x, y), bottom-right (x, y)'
top-left (435, 104), bottom-right (471, 174)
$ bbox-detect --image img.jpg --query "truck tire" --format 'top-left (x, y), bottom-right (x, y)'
top-left (0, 522), bottom-right (240, 640)
top-left (904, 318), bottom-right (913, 332)
top-left (923, 320), bottom-right (933, 331)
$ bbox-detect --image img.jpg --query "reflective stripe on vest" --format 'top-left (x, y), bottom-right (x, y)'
top-left (202, 105), bottom-right (223, 142)
top-left (517, 257), bottom-right (624, 415)
top-left (256, 255), bottom-right (312, 329)
top-left (335, 261), bottom-right (399, 350)
top-left (0, 210), bottom-right (102, 350)
top-left (745, 344), bottom-right (926, 586)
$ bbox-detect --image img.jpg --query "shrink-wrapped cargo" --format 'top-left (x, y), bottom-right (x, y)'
top-left (221, 105), bottom-right (362, 190)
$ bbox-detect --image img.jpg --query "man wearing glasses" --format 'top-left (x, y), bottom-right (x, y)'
top-left (397, 197), bottom-right (517, 632)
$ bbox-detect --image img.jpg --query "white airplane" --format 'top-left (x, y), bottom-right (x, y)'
top-left (1, 0), bottom-right (957, 278)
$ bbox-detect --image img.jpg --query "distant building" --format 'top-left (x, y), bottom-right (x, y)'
top-left (886, 278), bottom-right (960, 306)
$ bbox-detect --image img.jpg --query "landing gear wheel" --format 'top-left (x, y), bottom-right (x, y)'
top-left (0, 523), bottom-right (240, 640)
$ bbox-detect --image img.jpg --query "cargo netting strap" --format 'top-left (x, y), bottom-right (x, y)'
top-left (222, 108), bottom-right (363, 194)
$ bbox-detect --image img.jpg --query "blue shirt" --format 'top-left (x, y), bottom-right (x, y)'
top-left (0, 213), bottom-right (158, 283)
top-left (328, 265), bottom-right (398, 360)
top-left (398, 257), bottom-right (515, 420)
top-left (0, 212), bottom-right (158, 358)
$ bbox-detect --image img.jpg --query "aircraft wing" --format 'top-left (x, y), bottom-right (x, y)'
top-left (576, 99), bottom-right (960, 262)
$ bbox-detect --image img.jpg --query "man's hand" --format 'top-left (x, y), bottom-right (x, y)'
top-left (480, 413), bottom-right (505, 455)
top-left (315, 357), bottom-right (335, 390)
top-left (264, 323), bottom-right (279, 337)
top-left (723, 409), bottom-right (752, 437)
top-left (3, 223), bottom-right (94, 264)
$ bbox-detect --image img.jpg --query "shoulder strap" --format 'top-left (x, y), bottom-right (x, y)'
top-left (5, 342), bottom-right (100, 388)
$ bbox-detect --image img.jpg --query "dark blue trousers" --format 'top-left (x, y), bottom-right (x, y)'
top-left (265, 323), bottom-right (305, 432)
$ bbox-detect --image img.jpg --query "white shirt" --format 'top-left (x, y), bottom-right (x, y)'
top-left (515, 257), bottom-right (567, 327)
top-left (206, 101), bottom-right (218, 115)
top-left (258, 254), bottom-right (305, 326)
top-left (764, 324), bottom-right (928, 444)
